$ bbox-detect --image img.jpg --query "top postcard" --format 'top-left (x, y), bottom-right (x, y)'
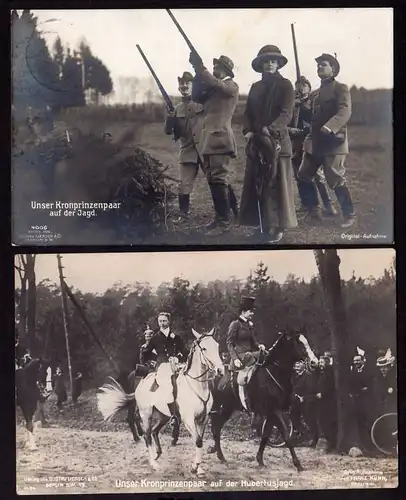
top-left (11, 8), bottom-right (393, 246)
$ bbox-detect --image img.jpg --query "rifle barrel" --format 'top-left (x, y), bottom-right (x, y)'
top-left (166, 9), bottom-right (197, 54)
top-left (291, 23), bottom-right (301, 82)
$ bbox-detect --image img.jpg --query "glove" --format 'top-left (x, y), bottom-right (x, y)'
top-left (261, 126), bottom-right (271, 137)
top-left (244, 132), bottom-right (253, 142)
top-left (320, 125), bottom-right (332, 135)
top-left (167, 109), bottom-right (176, 118)
top-left (316, 392), bottom-right (322, 399)
top-left (258, 344), bottom-right (266, 351)
top-left (234, 359), bottom-right (242, 368)
top-left (189, 51), bottom-right (203, 69)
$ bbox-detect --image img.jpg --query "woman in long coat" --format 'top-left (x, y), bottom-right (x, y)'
top-left (239, 45), bottom-right (298, 243)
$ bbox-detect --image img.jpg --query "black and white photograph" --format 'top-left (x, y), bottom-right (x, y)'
top-left (11, 8), bottom-right (393, 246)
top-left (15, 249), bottom-right (397, 494)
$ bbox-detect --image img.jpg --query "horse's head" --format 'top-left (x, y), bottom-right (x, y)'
top-left (191, 328), bottom-right (225, 376)
top-left (268, 329), bottom-right (310, 367)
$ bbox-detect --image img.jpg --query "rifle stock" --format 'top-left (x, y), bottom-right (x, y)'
top-left (136, 44), bottom-right (175, 113)
top-left (291, 23), bottom-right (301, 83)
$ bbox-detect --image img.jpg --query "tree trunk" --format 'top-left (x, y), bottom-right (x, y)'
top-left (313, 249), bottom-right (355, 452)
top-left (26, 254), bottom-right (37, 356)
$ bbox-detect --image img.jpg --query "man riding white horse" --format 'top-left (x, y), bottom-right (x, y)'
top-left (140, 312), bottom-right (188, 418)
top-left (226, 296), bottom-right (266, 410)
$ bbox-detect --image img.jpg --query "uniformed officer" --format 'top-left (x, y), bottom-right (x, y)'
top-left (190, 52), bottom-right (240, 235)
top-left (141, 312), bottom-right (188, 417)
top-left (288, 76), bottom-right (337, 218)
top-left (298, 53), bottom-right (356, 228)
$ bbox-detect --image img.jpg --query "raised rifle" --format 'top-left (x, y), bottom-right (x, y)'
top-left (136, 44), bottom-right (181, 140)
top-left (291, 23), bottom-right (301, 85)
top-left (166, 9), bottom-right (202, 63)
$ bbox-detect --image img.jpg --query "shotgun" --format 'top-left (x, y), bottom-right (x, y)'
top-left (291, 23), bottom-right (301, 84)
top-left (136, 44), bottom-right (175, 113)
top-left (166, 9), bottom-right (202, 61)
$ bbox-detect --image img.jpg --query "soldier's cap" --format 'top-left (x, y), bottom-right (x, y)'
top-left (296, 75), bottom-right (311, 90)
top-left (213, 55), bottom-right (235, 78)
top-left (315, 53), bottom-right (340, 77)
top-left (240, 296), bottom-right (255, 311)
top-left (144, 327), bottom-right (154, 335)
top-left (158, 312), bottom-right (171, 320)
top-left (178, 71), bottom-right (194, 84)
top-left (252, 45), bottom-right (288, 73)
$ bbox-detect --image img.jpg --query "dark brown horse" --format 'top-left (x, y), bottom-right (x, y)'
top-left (208, 331), bottom-right (309, 471)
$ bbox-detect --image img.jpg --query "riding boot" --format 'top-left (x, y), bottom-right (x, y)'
top-left (228, 184), bottom-right (239, 220)
top-left (301, 181), bottom-right (323, 221)
top-left (206, 184), bottom-right (231, 235)
top-left (334, 185), bottom-right (356, 227)
top-left (167, 402), bottom-right (179, 423)
top-left (173, 194), bottom-right (190, 224)
top-left (316, 181), bottom-right (338, 216)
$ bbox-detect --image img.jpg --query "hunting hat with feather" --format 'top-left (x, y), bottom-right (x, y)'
top-left (376, 348), bottom-right (395, 367)
top-left (178, 71), bottom-right (194, 84)
top-left (315, 53), bottom-right (340, 77)
top-left (213, 55), bottom-right (235, 78)
top-left (252, 45), bottom-right (288, 73)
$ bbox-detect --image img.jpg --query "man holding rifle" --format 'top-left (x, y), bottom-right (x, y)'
top-left (189, 51), bottom-right (240, 235)
top-left (164, 71), bottom-right (205, 223)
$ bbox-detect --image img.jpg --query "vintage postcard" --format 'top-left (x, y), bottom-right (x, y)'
top-left (15, 249), bottom-right (397, 494)
top-left (11, 8), bottom-right (393, 245)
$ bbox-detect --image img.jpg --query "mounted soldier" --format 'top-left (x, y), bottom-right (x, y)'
top-left (298, 53), bottom-right (356, 228)
top-left (140, 312), bottom-right (188, 418)
top-left (190, 51), bottom-right (240, 235)
top-left (288, 76), bottom-right (337, 219)
top-left (239, 45), bottom-right (298, 243)
top-left (226, 296), bottom-right (266, 410)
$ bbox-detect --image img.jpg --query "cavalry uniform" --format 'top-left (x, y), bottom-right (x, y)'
top-left (192, 55), bottom-right (239, 232)
top-left (298, 53), bottom-right (355, 226)
top-left (165, 71), bottom-right (205, 217)
top-left (141, 323), bottom-right (188, 415)
top-left (239, 45), bottom-right (297, 242)
top-left (288, 78), bottom-right (336, 216)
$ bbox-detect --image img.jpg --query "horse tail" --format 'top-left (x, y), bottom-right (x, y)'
top-left (97, 377), bottom-right (135, 422)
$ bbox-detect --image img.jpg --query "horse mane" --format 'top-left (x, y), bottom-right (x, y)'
top-left (185, 339), bottom-right (198, 373)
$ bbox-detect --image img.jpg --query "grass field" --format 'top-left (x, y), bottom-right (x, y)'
top-left (34, 116), bottom-right (392, 246)
top-left (16, 389), bottom-right (398, 494)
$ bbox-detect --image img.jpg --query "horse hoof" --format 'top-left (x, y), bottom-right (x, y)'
top-left (196, 467), bottom-right (206, 477)
top-left (297, 465), bottom-right (304, 473)
top-left (207, 446), bottom-right (216, 454)
top-left (151, 462), bottom-right (160, 471)
top-left (218, 455), bottom-right (227, 463)
top-left (171, 440), bottom-right (177, 446)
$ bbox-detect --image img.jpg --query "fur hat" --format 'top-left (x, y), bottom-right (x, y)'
top-left (213, 55), bottom-right (235, 78)
top-left (252, 45), bottom-right (288, 73)
top-left (240, 296), bottom-right (255, 311)
top-left (178, 71), bottom-right (194, 84)
top-left (315, 53), bottom-right (340, 77)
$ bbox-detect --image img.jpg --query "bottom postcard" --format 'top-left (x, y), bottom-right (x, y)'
top-left (15, 249), bottom-right (397, 494)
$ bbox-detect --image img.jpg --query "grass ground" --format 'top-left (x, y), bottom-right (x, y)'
top-left (81, 120), bottom-right (393, 246)
top-left (16, 389), bottom-right (398, 494)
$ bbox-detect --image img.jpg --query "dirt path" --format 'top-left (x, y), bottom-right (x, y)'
top-left (17, 424), bottom-right (397, 495)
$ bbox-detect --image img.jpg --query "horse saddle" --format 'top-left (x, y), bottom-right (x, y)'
top-left (237, 364), bottom-right (257, 387)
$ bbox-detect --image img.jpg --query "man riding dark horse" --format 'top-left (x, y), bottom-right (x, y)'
top-left (225, 296), bottom-right (266, 411)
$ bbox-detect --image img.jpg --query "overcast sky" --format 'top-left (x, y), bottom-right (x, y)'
top-left (30, 8), bottom-right (393, 99)
top-left (16, 249), bottom-right (395, 294)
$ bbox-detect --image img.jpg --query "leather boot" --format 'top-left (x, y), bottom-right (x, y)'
top-left (316, 181), bottom-right (338, 216)
top-left (167, 402), bottom-right (178, 419)
top-left (300, 181), bottom-right (322, 221)
top-left (334, 185), bottom-right (356, 227)
top-left (228, 184), bottom-right (239, 220)
top-left (206, 184), bottom-right (231, 235)
top-left (173, 194), bottom-right (190, 224)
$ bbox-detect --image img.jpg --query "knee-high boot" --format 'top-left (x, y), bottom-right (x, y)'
top-left (316, 181), bottom-right (338, 216)
top-left (334, 185), bottom-right (355, 227)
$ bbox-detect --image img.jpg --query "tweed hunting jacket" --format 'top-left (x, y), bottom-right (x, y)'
top-left (226, 317), bottom-right (260, 362)
top-left (164, 98), bottom-right (204, 164)
top-left (141, 329), bottom-right (188, 366)
top-left (303, 78), bottom-right (352, 156)
top-left (192, 69), bottom-right (239, 157)
top-left (242, 72), bottom-right (295, 157)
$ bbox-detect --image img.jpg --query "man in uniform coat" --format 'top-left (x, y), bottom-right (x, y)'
top-left (298, 53), bottom-right (356, 228)
top-left (226, 297), bottom-right (265, 410)
top-left (190, 52), bottom-right (239, 235)
top-left (288, 76), bottom-right (337, 217)
top-left (165, 72), bottom-right (239, 223)
top-left (140, 312), bottom-right (188, 417)
top-left (239, 45), bottom-right (298, 243)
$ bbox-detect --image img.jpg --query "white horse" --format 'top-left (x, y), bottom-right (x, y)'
top-left (97, 328), bottom-right (225, 475)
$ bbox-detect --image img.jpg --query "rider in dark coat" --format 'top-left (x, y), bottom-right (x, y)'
top-left (138, 327), bottom-right (158, 375)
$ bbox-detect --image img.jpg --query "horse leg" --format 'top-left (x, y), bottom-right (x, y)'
top-left (190, 420), bottom-right (206, 476)
top-left (23, 408), bottom-right (37, 451)
top-left (256, 416), bottom-right (272, 467)
top-left (273, 409), bottom-right (304, 472)
top-left (171, 411), bottom-right (180, 446)
top-left (209, 404), bottom-right (234, 463)
top-left (139, 408), bottom-right (159, 471)
top-left (151, 414), bottom-right (169, 460)
top-left (126, 401), bottom-right (140, 443)
top-left (37, 401), bottom-right (47, 426)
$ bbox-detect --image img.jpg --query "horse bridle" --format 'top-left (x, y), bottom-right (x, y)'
top-left (184, 336), bottom-right (220, 383)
